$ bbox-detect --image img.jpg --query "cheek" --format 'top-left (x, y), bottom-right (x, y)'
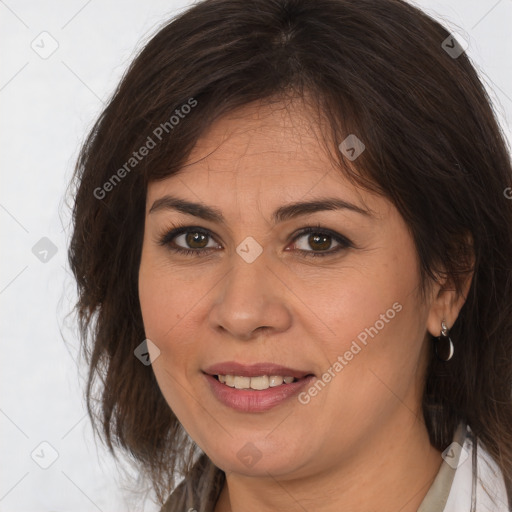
top-left (291, 249), bottom-right (416, 356)
top-left (138, 247), bottom-right (203, 346)
top-left (138, 247), bottom-right (218, 414)
top-left (138, 253), bottom-right (203, 423)
top-left (303, 245), bottom-right (426, 403)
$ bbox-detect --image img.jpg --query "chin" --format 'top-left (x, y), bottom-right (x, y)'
top-left (205, 436), bottom-right (312, 479)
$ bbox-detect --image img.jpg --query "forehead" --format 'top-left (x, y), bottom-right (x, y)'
top-left (146, 99), bottom-right (386, 218)
top-left (189, 98), bottom-right (324, 158)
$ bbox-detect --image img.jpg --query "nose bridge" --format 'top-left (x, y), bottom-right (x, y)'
top-left (209, 247), bottom-right (292, 339)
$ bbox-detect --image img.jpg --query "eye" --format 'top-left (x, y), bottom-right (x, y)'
top-left (289, 226), bottom-right (352, 257)
top-left (157, 225), bottom-right (221, 256)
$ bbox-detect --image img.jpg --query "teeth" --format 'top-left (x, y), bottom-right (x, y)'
top-left (234, 376), bottom-right (251, 389)
top-left (250, 375), bottom-right (269, 390)
top-left (216, 374), bottom-right (297, 390)
top-left (269, 375), bottom-right (283, 387)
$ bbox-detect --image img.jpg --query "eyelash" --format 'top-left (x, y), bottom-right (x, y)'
top-left (156, 222), bottom-right (353, 258)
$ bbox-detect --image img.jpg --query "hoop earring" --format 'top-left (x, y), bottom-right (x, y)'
top-left (435, 320), bottom-right (454, 361)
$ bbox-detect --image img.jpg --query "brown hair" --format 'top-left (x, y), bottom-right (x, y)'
top-left (67, 0), bottom-right (512, 509)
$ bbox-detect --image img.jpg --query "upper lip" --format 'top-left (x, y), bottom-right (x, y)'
top-left (203, 362), bottom-right (314, 379)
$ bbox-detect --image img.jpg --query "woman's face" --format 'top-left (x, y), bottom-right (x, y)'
top-left (138, 99), bottom-right (440, 479)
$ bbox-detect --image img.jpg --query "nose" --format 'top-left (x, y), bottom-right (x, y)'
top-left (208, 252), bottom-right (292, 341)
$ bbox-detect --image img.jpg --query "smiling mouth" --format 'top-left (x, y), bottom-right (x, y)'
top-left (212, 374), bottom-right (314, 390)
top-left (203, 366), bottom-right (317, 412)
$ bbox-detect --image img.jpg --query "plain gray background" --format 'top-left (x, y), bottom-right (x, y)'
top-left (1, 1), bottom-right (511, 511)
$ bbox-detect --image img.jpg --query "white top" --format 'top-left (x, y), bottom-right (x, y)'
top-left (417, 422), bottom-right (510, 511)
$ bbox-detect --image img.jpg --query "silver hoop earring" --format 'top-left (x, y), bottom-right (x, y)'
top-left (435, 320), bottom-right (454, 361)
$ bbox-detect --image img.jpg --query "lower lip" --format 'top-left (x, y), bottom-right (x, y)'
top-left (203, 373), bottom-right (316, 412)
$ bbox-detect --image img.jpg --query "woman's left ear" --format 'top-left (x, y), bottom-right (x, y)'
top-left (426, 236), bottom-right (475, 337)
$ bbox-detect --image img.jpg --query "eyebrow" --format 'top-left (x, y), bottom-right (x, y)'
top-left (149, 194), bottom-right (372, 224)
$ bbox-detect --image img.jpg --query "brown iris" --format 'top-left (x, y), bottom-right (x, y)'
top-left (186, 231), bottom-right (209, 249)
top-left (307, 233), bottom-right (331, 251)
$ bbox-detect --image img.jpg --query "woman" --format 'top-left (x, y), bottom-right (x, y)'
top-left (67, 0), bottom-right (512, 510)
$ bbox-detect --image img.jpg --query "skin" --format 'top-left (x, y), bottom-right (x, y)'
top-left (138, 98), bottom-right (473, 512)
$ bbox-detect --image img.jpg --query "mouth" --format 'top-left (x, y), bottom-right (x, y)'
top-left (202, 362), bottom-right (316, 412)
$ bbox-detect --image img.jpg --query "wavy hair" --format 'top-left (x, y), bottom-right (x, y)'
top-left (67, 0), bottom-right (512, 509)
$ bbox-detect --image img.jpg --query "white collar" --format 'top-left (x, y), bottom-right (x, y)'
top-left (418, 422), bottom-right (509, 511)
